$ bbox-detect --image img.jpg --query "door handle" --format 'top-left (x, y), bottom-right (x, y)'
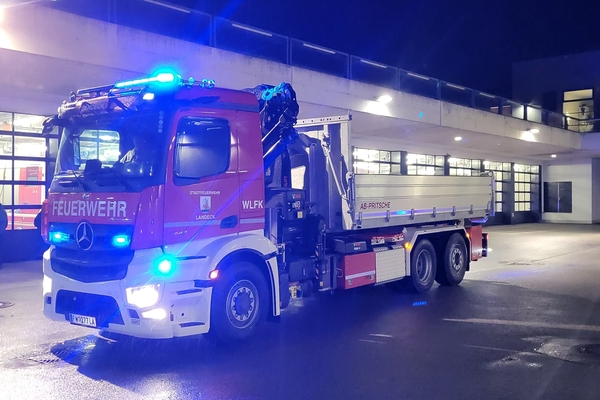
top-left (220, 215), bottom-right (238, 229)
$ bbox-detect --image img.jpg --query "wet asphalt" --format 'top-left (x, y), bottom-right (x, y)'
top-left (1, 223), bottom-right (600, 400)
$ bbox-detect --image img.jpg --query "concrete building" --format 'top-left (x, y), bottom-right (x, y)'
top-left (514, 51), bottom-right (600, 224)
top-left (0, 0), bottom-right (598, 261)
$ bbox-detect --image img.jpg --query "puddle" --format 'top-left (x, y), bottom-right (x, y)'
top-left (536, 338), bottom-right (600, 367)
top-left (0, 301), bottom-right (14, 309)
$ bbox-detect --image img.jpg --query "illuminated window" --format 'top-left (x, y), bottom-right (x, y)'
top-left (13, 113), bottom-right (46, 134)
top-left (563, 89), bottom-right (594, 132)
top-left (0, 110), bottom-right (56, 230)
top-left (484, 160), bottom-right (510, 214)
top-left (407, 153), bottom-right (444, 176)
top-left (514, 163), bottom-right (540, 212)
top-left (353, 147), bottom-right (401, 175)
top-left (449, 157), bottom-right (481, 176)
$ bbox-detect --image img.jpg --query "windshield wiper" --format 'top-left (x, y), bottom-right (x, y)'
top-left (100, 167), bottom-right (135, 191)
top-left (57, 171), bottom-right (90, 191)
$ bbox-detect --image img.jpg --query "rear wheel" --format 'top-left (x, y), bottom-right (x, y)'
top-left (408, 239), bottom-right (436, 293)
top-left (206, 262), bottom-right (268, 344)
top-left (436, 233), bottom-right (468, 286)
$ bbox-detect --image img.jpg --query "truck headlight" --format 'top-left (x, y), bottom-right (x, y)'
top-left (126, 284), bottom-right (161, 309)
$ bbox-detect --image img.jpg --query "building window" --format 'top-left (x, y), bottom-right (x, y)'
top-left (484, 161), bottom-right (511, 213)
top-left (449, 157), bottom-right (481, 176)
top-left (544, 182), bottom-right (572, 213)
top-left (407, 153), bottom-right (444, 176)
top-left (563, 89), bottom-right (594, 132)
top-left (0, 111), bottom-right (56, 230)
top-left (513, 164), bottom-right (539, 212)
top-left (353, 147), bottom-right (401, 175)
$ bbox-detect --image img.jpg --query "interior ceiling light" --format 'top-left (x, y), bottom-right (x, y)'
top-left (377, 95), bottom-right (392, 104)
top-left (528, 128), bottom-right (540, 134)
top-left (454, 136), bottom-right (462, 141)
top-left (551, 154), bottom-right (557, 158)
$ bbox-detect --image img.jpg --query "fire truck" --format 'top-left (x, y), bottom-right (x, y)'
top-left (41, 71), bottom-right (491, 343)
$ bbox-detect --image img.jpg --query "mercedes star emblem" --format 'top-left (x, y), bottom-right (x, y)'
top-left (75, 221), bottom-right (94, 250)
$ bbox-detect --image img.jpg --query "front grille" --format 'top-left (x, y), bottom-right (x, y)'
top-left (51, 247), bottom-right (133, 283)
top-left (55, 290), bottom-right (124, 327)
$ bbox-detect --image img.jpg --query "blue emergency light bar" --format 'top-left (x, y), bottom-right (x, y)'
top-left (73, 71), bottom-right (216, 101)
top-left (114, 72), bottom-right (180, 89)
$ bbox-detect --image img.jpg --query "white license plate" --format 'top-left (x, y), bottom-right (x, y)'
top-left (69, 313), bottom-right (97, 328)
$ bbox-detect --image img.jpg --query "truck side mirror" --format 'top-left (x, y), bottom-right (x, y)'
top-left (174, 117), bottom-right (231, 182)
top-left (42, 115), bottom-right (58, 136)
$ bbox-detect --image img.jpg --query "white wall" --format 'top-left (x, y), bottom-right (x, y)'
top-left (592, 159), bottom-right (600, 223)
top-left (542, 160), bottom-right (592, 223)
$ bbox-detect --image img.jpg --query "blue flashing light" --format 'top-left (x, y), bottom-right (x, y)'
top-left (112, 234), bottom-right (131, 248)
top-left (419, 112), bottom-right (424, 118)
top-left (50, 231), bottom-right (70, 244)
top-left (154, 254), bottom-right (177, 277)
top-left (114, 72), bottom-right (179, 89)
top-left (412, 301), bottom-right (427, 307)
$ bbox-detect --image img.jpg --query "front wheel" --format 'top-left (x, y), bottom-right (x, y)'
top-left (408, 239), bottom-right (437, 293)
top-left (207, 262), bottom-right (268, 344)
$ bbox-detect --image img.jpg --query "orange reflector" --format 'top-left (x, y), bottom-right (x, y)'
top-left (404, 242), bottom-right (411, 251)
top-left (209, 270), bottom-right (219, 280)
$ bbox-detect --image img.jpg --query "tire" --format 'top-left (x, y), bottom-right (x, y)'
top-left (408, 239), bottom-right (436, 293)
top-left (206, 261), bottom-right (268, 345)
top-left (436, 233), bottom-right (468, 286)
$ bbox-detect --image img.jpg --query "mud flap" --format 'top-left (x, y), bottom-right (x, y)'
top-left (279, 273), bottom-right (290, 309)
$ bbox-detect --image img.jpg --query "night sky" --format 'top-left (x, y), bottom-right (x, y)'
top-left (170, 0), bottom-right (600, 98)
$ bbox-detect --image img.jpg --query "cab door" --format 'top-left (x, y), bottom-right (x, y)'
top-left (163, 109), bottom-right (240, 247)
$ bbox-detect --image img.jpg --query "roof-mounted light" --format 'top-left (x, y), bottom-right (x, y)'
top-left (114, 72), bottom-right (180, 89)
top-left (199, 78), bottom-right (216, 89)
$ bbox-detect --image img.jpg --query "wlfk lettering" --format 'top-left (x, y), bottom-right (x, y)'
top-left (242, 200), bottom-right (264, 210)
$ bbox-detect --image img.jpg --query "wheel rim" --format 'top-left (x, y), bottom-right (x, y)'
top-left (415, 249), bottom-right (433, 283)
top-left (226, 279), bottom-right (259, 329)
top-left (450, 245), bottom-right (464, 275)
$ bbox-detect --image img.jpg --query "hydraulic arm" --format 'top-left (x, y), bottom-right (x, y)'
top-left (247, 83), bottom-right (300, 168)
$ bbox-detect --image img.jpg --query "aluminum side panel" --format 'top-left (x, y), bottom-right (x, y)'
top-left (375, 248), bottom-right (406, 283)
top-left (353, 174), bottom-right (493, 229)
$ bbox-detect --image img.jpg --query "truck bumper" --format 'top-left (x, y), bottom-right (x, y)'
top-left (42, 248), bottom-right (213, 339)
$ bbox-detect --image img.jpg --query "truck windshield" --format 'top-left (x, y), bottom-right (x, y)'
top-left (54, 111), bottom-right (168, 192)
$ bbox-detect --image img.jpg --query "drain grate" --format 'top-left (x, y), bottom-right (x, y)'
top-left (22, 348), bottom-right (74, 365)
top-left (26, 354), bottom-right (62, 365)
top-left (0, 301), bottom-right (14, 309)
